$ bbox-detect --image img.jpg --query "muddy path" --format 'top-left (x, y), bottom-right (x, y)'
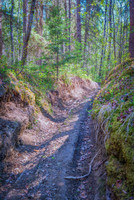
top-left (0, 90), bottom-right (106, 200)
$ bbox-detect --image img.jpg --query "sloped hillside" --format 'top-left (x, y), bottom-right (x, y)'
top-left (92, 59), bottom-right (134, 200)
top-left (0, 70), bottom-right (98, 161)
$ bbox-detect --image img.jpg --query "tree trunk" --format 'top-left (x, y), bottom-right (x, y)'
top-left (76, 0), bottom-right (81, 44)
top-left (0, 0), bottom-right (2, 59)
top-left (56, 24), bottom-right (59, 81)
top-left (38, 0), bottom-right (43, 65)
top-left (10, 0), bottom-right (14, 64)
top-left (83, 0), bottom-right (92, 69)
top-left (23, 0), bottom-right (27, 44)
top-left (68, 0), bottom-right (71, 51)
top-left (107, 0), bottom-right (112, 68)
top-left (84, 0), bottom-right (91, 54)
top-left (129, 0), bottom-right (134, 58)
top-left (64, 0), bottom-right (67, 52)
top-left (113, 0), bottom-right (116, 61)
top-left (56, 52), bottom-right (59, 81)
top-left (119, 6), bottom-right (122, 64)
top-left (39, 0), bottom-right (43, 36)
top-left (35, 0), bottom-right (39, 33)
top-left (99, 0), bottom-right (108, 77)
top-left (21, 0), bottom-right (37, 67)
top-left (35, 0), bottom-right (43, 65)
top-left (17, 0), bottom-right (21, 60)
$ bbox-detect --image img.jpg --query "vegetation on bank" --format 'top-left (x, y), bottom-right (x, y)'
top-left (92, 59), bottom-right (134, 200)
top-left (0, 56), bottom-right (94, 112)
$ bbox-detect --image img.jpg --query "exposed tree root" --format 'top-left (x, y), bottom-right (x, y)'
top-left (64, 150), bottom-right (100, 180)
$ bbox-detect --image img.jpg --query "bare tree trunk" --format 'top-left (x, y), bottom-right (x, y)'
top-left (38, 0), bottom-right (43, 65)
top-left (113, 0), bottom-right (116, 61)
top-left (64, 0), bottom-right (67, 52)
top-left (68, 0), bottom-right (71, 51)
top-left (17, 0), bottom-right (21, 60)
top-left (83, 0), bottom-right (92, 69)
top-left (122, 18), bottom-right (125, 61)
top-left (84, 0), bottom-right (91, 54)
top-left (129, 0), bottom-right (134, 58)
top-left (35, 0), bottom-right (43, 65)
top-left (23, 0), bottom-right (27, 44)
top-left (56, 5), bottom-right (59, 81)
top-left (0, 0), bottom-right (2, 59)
top-left (35, 0), bottom-right (39, 33)
top-left (76, 0), bottom-right (81, 44)
top-left (56, 52), bottom-right (59, 81)
top-left (126, 8), bottom-right (129, 44)
top-left (119, 6), bottom-right (122, 64)
top-left (10, 0), bottom-right (14, 64)
top-left (21, 0), bottom-right (37, 67)
top-left (107, 0), bottom-right (112, 68)
top-left (39, 0), bottom-right (43, 36)
top-left (99, 0), bottom-right (108, 77)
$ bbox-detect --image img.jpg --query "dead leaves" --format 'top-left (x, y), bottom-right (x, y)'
top-left (34, 149), bottom-right (40, 152)
top-left (80, 191), bottom-right (87, 199)
top-left (78, 184), bottom-right (88, 199)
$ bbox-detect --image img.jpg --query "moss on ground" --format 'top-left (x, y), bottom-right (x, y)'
top-left (92, 59), bottom-right (134, 200)
top-left (0, 66), bottom-right (53, 116)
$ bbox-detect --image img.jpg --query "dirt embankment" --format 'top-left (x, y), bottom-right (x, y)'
top-left (0, 76), bottom-right (98, 161)
top-left (92, 59), bottom-right (134, 200)
top-left (0, 75), bottom-right (103, 200)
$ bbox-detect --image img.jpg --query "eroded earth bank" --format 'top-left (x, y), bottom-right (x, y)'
top-left (0, 77), bottom-right (108, 200)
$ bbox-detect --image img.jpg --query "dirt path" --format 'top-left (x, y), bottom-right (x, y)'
top-left (0, 90), bottom-right (106, 200)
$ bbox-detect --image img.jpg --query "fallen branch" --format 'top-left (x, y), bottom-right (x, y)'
top-left (64, 150), bottom-right (100, 180)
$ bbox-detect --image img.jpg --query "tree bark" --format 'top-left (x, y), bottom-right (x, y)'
top-left (119, 6), bottom-right (122, 64)
top-left (84, 0), bottom-right (91, 54)
top-left (35, 0), bottom-right (43, 65)
top-left (112, 0), bottom-right (116, 61)
top-left (10, 0), bottom-right (14, 64)
top-left (83, 0), bottom-right (92, 69)
top-left (56, 51), bottom-right (59, 81)
top-left (39, 0), bottom-right (43, 36)
top-left (99, 0), bottom-right (108, 77)
top-left (21, 0), bottom-right (37, 67)
top-left (35, 0), bottom-right (39, 33)
top-left (68, 0), bottom-right (71, 51)
top-left (0, 0), bottom-right (2, 59)
top-left (64, 0), bottom-right (67, 52)
top-left (129, 0), bottom-right (134, 58)
top-left (17, 0), bottom-right (21, 60)
top-left (107, 0), bottom-right (112, 68)
top-left (76, 0), bottom-right (81, 44)
top-left (23, 0), bottom-right (27, 44)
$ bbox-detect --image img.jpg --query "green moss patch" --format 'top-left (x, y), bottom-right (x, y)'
top-left (92, 59), bottom-right (134, 199)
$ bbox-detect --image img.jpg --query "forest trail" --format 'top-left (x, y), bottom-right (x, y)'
top-left (0, 88), bottom-right (106, 200)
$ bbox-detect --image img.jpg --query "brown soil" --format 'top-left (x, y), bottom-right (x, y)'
top-left (0, 78), bottom-right (107, 200)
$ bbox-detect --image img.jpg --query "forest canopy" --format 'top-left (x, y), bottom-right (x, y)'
top-left (0, 0), bottom-right (133, 83)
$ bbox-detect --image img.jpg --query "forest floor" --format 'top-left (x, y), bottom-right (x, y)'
top-left (0, 87), bottom-right (107, 200)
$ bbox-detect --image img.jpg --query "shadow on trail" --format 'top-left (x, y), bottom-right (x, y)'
top-left (0, 127), bottom-right (74, 199)
top-left (0, 99), bottom-right (93, 200)
top-left (15, 100), bottom-right (89, 155)
top-left (40, 107), bottom-right (66, 123)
